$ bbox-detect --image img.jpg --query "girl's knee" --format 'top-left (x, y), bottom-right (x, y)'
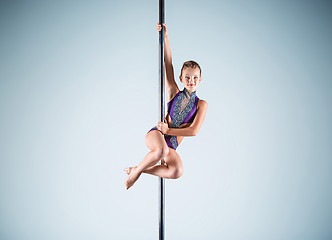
top-left (170, 167), bottom-right (183, 179)
top-left (154, 147), bottom-right (169, 160)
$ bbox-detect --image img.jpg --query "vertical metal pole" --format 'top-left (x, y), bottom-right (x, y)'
top-left (158, 0), bottom-right (165, 240)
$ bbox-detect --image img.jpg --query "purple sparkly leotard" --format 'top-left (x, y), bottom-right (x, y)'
top-left (149, 87), bottom-right (199, 150)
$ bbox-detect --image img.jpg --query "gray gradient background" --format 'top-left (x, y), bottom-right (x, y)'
top-left (0, 0), bottom-right (331, 239)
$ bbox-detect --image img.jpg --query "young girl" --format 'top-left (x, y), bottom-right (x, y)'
top-left (124, 23), bottom-right (208, 190)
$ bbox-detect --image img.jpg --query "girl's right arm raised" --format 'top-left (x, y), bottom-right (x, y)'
top-left (158, 23), bottom-right (179, 102)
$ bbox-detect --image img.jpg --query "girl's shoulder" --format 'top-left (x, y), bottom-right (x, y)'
top-left (197, 99), bottom-right (208, 109)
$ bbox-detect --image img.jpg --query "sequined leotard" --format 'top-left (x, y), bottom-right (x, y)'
top-left (149, 88), bottom-right (199, 150)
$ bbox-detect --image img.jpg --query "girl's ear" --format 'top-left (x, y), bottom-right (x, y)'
top-left (179, 76), bottom-right (182, 82)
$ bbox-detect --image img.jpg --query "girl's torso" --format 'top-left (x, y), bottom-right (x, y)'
top-left (165, 88), bottom-right (200, 147)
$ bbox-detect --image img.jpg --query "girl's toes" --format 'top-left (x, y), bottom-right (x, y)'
top-left (124, 167), bottom-right (135, 175)
top-left (124, 167), bottom-right (131, 175)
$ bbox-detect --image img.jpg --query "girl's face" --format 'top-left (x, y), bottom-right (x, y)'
top-left (180, 67), bottom-right (202, 93)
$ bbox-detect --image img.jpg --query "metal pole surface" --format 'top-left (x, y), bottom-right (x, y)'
top-left (158, 0), bottom-right (165, 240)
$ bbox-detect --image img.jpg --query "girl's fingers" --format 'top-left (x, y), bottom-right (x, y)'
top-left (157, 23), bottom-right (167, 34)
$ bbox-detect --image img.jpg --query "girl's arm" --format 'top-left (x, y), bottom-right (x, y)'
top-left (157, 100), bottom-right (208, 136)
top-left (158, 23), bottom-right (179, 102)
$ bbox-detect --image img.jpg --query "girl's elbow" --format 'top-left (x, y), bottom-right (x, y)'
top-left (192, 129), bottom-right (199, 136)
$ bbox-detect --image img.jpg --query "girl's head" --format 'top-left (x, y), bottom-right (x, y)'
top-left (180, 60), bottom-right (201, 77)
top-left (179, 60), bottom-right (202, 93)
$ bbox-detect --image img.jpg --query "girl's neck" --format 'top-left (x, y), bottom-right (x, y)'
top-left (183, 87), bottom-right (196, 98)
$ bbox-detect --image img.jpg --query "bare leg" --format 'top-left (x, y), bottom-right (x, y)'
top-left (143, 148), bottom-right (183, 179)
top-left (124, 130), bottom-right (169, 189)
top-left (143, 165), bottom-right (171, 178)
top-left (124, 151), bottom-right (165, 189)
top-left (126, 164), bottom-right (171, 178)
top-left (125, 147), bottom-right (184, 179)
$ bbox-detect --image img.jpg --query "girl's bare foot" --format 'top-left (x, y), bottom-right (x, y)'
top-left (124, 166), bottom-right (141, 190)
top-left (124, 167), bottom-right (135, 175)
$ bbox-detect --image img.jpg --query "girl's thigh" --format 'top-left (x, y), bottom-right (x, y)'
top-left (164, 148), bottom-right (183, 170)
top-left (145, 130), bottom-right (168, 151)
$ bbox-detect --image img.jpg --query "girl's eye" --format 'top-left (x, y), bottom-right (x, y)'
top-left (185, 76), bottom-right (190, 79)
top-left (194, 77), bottom-right (198, 79)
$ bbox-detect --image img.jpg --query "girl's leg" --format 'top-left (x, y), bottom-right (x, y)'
top-left (143, 148), bottom-right (183, 179)
top-left (125, 147), bottom-right (183, 179)
top-left (124, 130), bottom-right (169, 189)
